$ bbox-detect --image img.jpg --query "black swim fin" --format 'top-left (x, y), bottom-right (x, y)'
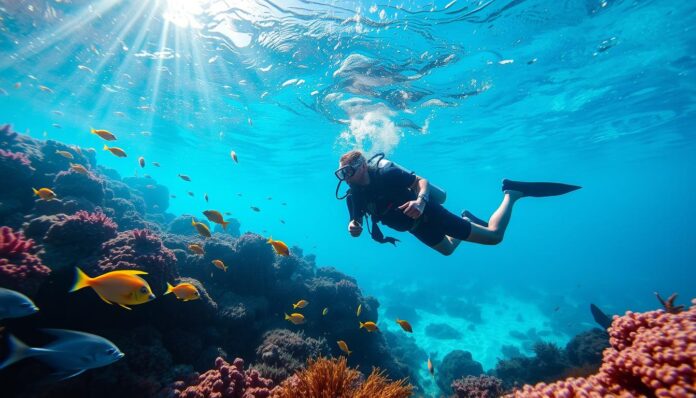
top-left (502, 179), bottom-right (581, 197)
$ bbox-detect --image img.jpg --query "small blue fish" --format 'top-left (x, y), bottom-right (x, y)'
top-left (0, 287), bottom-right (39, 320)
top-left (0, 329), bottom-right (124, 380)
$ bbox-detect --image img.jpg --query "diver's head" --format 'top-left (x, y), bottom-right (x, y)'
top-left (336, 150), bottom-right (369, 186)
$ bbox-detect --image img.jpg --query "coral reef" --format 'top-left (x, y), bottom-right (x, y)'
top-left (95, 228), bottom-right (179, 293)
top-left (42, 210), bottom-right (118, 270)
top-left (564, 328), bottom-right (609, 368)
top-left (53, 168), bottom-right (106, 205)
top-left (271, 356), bottom-right (412, 398)
top-left (452, 375), bottom-right (504, 398)
top-left (436, 350), bottom-right (484, 395)
top-left (166, 357), bottom-right (275, 398)
top-left (253, 329), bottom-right (329, 383)
top-left (507, 299), bottom-right (696, 397)
top-left (0, 226), bottom-right (51, 295)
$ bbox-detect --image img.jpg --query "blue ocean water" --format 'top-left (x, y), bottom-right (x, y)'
top-left (1, 0), bottom-right (695, 395)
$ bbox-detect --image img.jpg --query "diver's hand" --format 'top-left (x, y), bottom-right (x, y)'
top-left (348, 220), bottom-right (363, 237)
top-left (398, 199), bottom-right (425, 219)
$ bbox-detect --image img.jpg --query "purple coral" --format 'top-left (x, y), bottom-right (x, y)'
top-left (0, 226), bottom-right (51, 295)
top-left (0, 148), bottom-right (34, 187)
top-left (167, 357), bottom-right (274, 398)
top-left (451, 375), bottom-right (504, 398)
top-left (54, 168), bottom-right (105, 205)
top-left (95, 229), bottom-right (178, 292)
top-left (43, 210), bottom-right (118, 270)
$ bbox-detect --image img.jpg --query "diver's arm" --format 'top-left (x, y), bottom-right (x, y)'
top-left (400, 176), bottom-right (428, 219)
top-left (410, 176), bottom-right (430, 205)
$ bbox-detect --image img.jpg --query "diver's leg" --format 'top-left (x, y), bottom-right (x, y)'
top-left (465, 190), bottom-right (523, 245)
top-left (431, 236), bottom-right (461, 256)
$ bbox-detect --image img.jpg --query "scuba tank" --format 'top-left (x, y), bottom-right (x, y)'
top-left (367, 153), bottom-right (447, 204)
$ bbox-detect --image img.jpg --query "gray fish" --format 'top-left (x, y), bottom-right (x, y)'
top-left (0, 329), bottom-right (124, 380)
top-left (0, 287), bottom-right (39, 320)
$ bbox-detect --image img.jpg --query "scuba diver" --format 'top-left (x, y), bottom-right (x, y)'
top-left (335, 150), bottom-right (581, 256)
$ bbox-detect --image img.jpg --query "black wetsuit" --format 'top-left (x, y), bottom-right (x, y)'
top-left (346, 165), bottom-right (473, 247)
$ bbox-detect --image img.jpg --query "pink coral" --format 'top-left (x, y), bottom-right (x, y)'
top-left (507, 299), bottom-right (696, 398)
top-left (0, 148), bottom-right (32, 168)
top-left (0, 226), bottom-right (51, 295)
top-left (95, 229), bottom-right (178, 293)
top-left (452, 375), bottom-right (504, 398)
top-left (170, 357), bottom-right (274, 398)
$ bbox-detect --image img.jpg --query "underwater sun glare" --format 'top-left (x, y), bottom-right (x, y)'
top-left (162, 0), bottom-right (210, 29)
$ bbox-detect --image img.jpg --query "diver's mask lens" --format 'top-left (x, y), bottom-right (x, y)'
top-left (335, 162), bottom-right (360, 181)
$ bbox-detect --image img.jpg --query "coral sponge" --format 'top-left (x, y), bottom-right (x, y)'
top-left (169, 357), bottom-right (274, 398)
top-left (272, 356), bottom-right (413, 398)
top-left (0, 226), bottom-right (51, 295)
top-left (508, 299), bottom-right (696, 397)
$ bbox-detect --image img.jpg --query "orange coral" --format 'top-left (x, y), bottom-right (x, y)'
top-left (271, 356), bottom-right (412, 398)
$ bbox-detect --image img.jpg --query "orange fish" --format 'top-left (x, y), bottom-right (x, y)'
top-left (285, 312), bottom-right (305, 325)
top-left (138, 156), bottom-right (145, 168)
top-left (427, 357), bottom-right (434, 376)
top-left (212, 259), bottom-right (227, 272)
top-left (267, 237), bottom-right (289, 256)
top-left (230, 150), bottom-right (238, 163)
top-left (32, 187), bottom-right (56, 200)
top-left (203, 210), bottom-right (229, 231)
top-left (191, 218), bottom-right (211, 238)
top-left (164, 282), bottom-right (200, 301)
top-left (359, 321), bottom-right (379, 332)
top-left (103, 144), bottom-right (127, 158)
top-left (337, 340), bottom-right (351, 355)
top-left (188, 244), bottom-right (204, 255)
top-left (55, 150), bottom-right (73, 159)
top-left (70, 267), bottom-right (155, 310)
top-left (293, 300), bottom-right (309, 309)
top-left (90, 128), bottom-right (117, 141)
top-left (396, 319), bottom-right (413, 333)
top-left (69, 163), bottom-right (89, 175)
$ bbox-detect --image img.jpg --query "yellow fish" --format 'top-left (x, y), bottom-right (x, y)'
top-left (230, 150), bottom-right (238, 163)
top-left (396, 319), bottom-right (413, 333)
top-left (293, 300), bottom-right (309, 309)
top-left (202, 210), bottom-right (230, 231)
top-left (267, 237), bottom-right (290, 256)
top-left (359, 321), bottom-right (379, 332)
top-left (103, 144), bottom-right (127, 158)
top-left (69, 267), bottom-right (155, 310)
top-left (69, 163), bottom-right (89, 175)
top-left (427, 357), bottom-right (434, 376)
top-left (212, 259), bottom-right (227, 272)
top-left (188, 244), bottom-right (204, 255)
top-left (178, 174), bottom-right (191, 182)
top-left (191, 218), bottom-right (211, 238)
top-left (337, 340), bottom-right (352, 356)
top-left (356, 303), bottom-right (362, 317)
top-left (90, 128), bottom-right (117, 141)
top-left (285, 312), bottom-right (305, 325)
top-left (164, 282), bottom-right (200, 301)
top-left (55, 150), bottom-right (73, 159)
top-left (322, 307), bottom-right (328, 316)
top-left (32, 187), bottom-right (56, 200)
top-left (138, 156), bottom-right (145, 168)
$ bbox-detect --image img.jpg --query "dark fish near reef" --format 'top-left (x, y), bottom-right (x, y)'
top-left (590, 303), bottom-right (612, 329)
top-left (178, 174), bottom-right (191, 182)
top-left (251, 206), bottom-right (260, 212)
top-left (0, 287), bottom-right (39, 320)
top-left (0, 329), bottom-right (124, 380)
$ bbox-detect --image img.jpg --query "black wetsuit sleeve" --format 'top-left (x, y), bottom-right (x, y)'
top-left (346, 193), bottom-right (365, 222)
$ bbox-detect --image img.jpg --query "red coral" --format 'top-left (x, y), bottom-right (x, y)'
top-left (95, 229), bottom-right (178, 293)
top-left (169, 357), bottom-right (274, 398)
top-left (0, 226), bottom-right (51, 295)
top-left (508, 299), bottom-right (696, 397)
